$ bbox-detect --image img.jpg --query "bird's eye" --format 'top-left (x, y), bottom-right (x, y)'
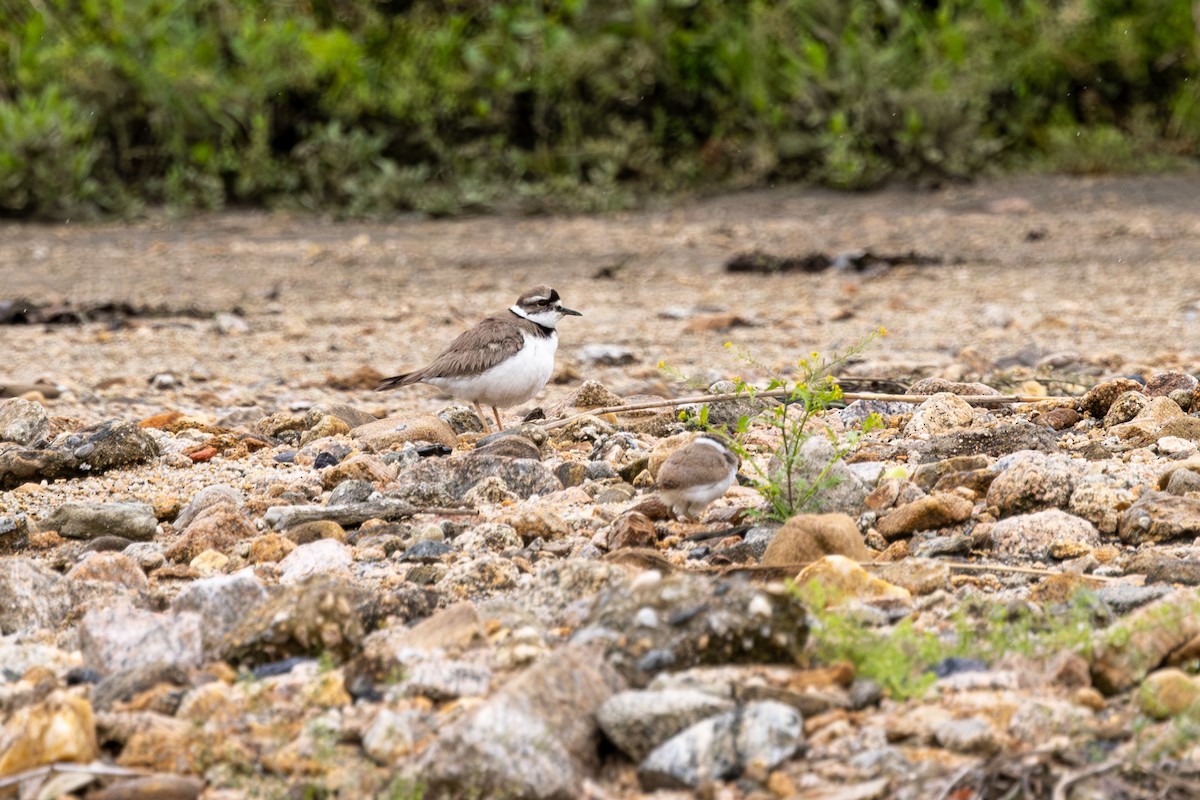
top-left (537, 300), bottom-right (549, 307)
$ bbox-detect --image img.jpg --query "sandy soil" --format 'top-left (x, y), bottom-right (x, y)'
top-left (2, 173), bottom-right (1199, 422)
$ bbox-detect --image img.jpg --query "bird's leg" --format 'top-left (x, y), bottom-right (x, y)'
top-left (491, 406), bottom-right (504, 431)
top-left (472, 401), bottom-right (493, 432)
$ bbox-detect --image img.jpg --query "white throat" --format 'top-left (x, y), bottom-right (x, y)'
top-left (511, 305), bottom-right (559, 329)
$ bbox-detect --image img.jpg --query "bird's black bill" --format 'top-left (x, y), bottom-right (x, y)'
top-left (560, 306), bottom-right (582, 316)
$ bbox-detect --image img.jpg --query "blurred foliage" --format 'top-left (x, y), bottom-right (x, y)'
top-left (0, 0), bottom-right (1197, 218)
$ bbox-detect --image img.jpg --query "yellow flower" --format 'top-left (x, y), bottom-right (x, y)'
top-left (657, 360), bottom-right (665, 369)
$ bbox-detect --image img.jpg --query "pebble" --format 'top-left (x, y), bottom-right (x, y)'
top-left (0, 397), bottom-right (50, 446)
top-left (990, 509), bottom-right (1100, 561)
top-left (761, 513), bottom-right (870, 564)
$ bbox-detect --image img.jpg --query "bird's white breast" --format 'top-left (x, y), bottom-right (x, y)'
top-left (426, 331), bottom-right (558, 408)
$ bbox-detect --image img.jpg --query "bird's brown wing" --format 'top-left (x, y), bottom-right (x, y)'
top-left (384, 314), bottom-right (526, 385)
top-left (658, 443), bottom-right (737, 489)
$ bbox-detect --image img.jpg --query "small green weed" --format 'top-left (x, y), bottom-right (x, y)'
top-left (665, 329), bottom-right (884, 521)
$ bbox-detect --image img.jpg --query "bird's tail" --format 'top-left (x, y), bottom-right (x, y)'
top-left (376, 372), bottom-right (419, 392)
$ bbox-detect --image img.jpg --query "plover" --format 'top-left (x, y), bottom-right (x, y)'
top-left (657, 434), bottom-right (739, 521)
top-left (377, 285), bottom-right (581, 430)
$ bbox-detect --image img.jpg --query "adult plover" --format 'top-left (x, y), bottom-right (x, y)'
top-left (657, 434), bottom-right (739, 521)
top-left (377, 285), bottom-right (581, 430)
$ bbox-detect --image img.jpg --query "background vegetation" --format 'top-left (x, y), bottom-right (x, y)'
top-left (0, 0), bottom-right (1197, 218)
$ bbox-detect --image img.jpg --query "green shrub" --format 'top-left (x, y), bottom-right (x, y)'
top-left (0, 0), bottom-right (1196, 218)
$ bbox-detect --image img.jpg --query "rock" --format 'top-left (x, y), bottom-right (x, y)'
top-left (0, 443), bottom-right (76, 488)
top-left (775, 437), bottom-right (869, 515)
top-left (41, 501), bottom-right (157, 541)
top-left (0, 513), bottom-right (33, 553)
top-left (911, 421), bottom-right (1058, 461)
top-left (637, 700), bottom-right (803, 790)
top-left (986, 451), bottom-right (1078, 517)
top-left (399, 656), bottom-right (493, 701)
top-left (66, 552), bottom-right (149, 592)
top-left (470, 435), bottom-right (542, 461)
top-left (1069, 475), bottom-right (1136, 534)
top-left (165, 503), bottom-right (257, 562)
top-left (912, 455), bottom-right (989, 491)
top-left (1140, 559), bottom-right (1200, 586)
top-left (349, 602), bottom-right (486, 691)
top-left (1109, 396), bottom-right (1187, 444)
top-left (0, 557), bottom-right (72, 634)
top-left (264, 498), bottom-right (417, 529)
top-left (580, 343), bottom-right (637, 365)
top-left (597, 689), bottom-right (736, 762)
top-left (907, 378), bottom-right (1000, 397)
top-left (0, 690), bottom-right (98, 775)
top-left (1102, 390), bottom-right (1151, 427)
top-left (56, 419), bottom-right (161, 472)
top-left (875, 493), bottom-right (973, 540)
top-left (872, 558), bottom-right (950, 596)
top-left (0, 397), bottom-right (49, 446)
top-left (415, 645), bottom-right (624, 800)
top-left (1080, 377), bottom-right (1143, 418)
top-left (79, 606), bottom-right (203, 674)
top-left (575, 573), bottom-right (808, 687)
top-left (299, 413), bottom-right (351, 445)
top-left (903, 392), bottom-right (975, 436)
top-left (320, 452), bottom-right (395, 489)
top-left (545, 380), bottom-right (625, 418)
top-left (173, 484), bottom-right (244, 530)
top-left (1118, 492), bottom-right (1200, 545)
top-left (352, 414), bottom-right (458, 452)
top-left (1037, 406), bottom-right (1082, 430)
top-left (170, 571), bottom-right (270, 658)
top-left (92, 662), bottom-right (189, 712)
top-left (1091, 591), bottom-right (1200, 694)
top-left (219, 575), bottom-right (365, 667)
top-left (1138, 668), bottom-right (1200, 719)
top-left (761, 513), bottom-right (870, 564)
top-left (362, 707), bottom-right (433, 764)
top-left (87, 776), bottom-right (206, 800)
top-left (395, 455), bottom-right (562, 502)
top-left (990, 510), bottom-right (1100, 560)
top-left (322, 402), bottom-right (378, 429)
top-left (285, 519), bottom-right (347, 544)
top-left (604, 511), bottom-right (658, 550)
top-left (794, 556), bottom-right (912, 609)
top-left (932, 716), bottom-right (998, 754)
top-left (278, 539), bottom-right (354, 583)
top-left (1145, 371), bottom-right (1199, 404)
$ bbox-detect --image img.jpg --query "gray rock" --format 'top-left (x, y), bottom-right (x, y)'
top-left (0, 443), bottom-right (76, 489)
top-left (170, 571), bottom-right (270, 658)
top-left (79, 605), bottom-right (203, 674)
top-left (278, 538), bottom-right (354, 584)
top-left (400, 656), bottom-right (493, 701)
top-left (1080, 377), bottom-right (1143, 419)
top-left (0, 640), bottom-right (77, 680)
top-left (1097, 583), bottom-right (1174, 613)
top-left (396, 455), bottom-right (562, 502)
top-left (579, 343), bottom-right (637, 365)
top-left (1069, 475), bottom-right (1137, 534)
top-left (990, 510), bottom-right (1100, 560)
top-left (415, 645), bottom-right (624, 800)
top-left (638, 700), bottom-right (803, 790)
top-left (321, 402), bottom-right (378, 429)
top-left (910, 421), bottom-right (1058, 462)
top-left (0, 398), bottom-right (49, 446)
top-left (1103, 390), bottom-right (1150, 427)
top-left (92, 662), bottom-right (190, 711)
top-left (363, 706), bottom-right (435, 764)
top-left (773, 436), bottom-right (869, 515)
top-left (598, 689), bottom-right (736, 762)
top-left (1118, 492), bottom-right (1200, 545)
top-left (933, 716), bottom-right (997, 754)
top-left (0, 558), bottom-right (72, 635)
top-left (838, 400), bottom-right (915, 425)
top-left (40, 502), bottom-right (157, 541)
top-left (327, 479), bottom-right (376, 506)
top-left (174, 485), bottom-right (245, 530)
top-left (574, 573), bottom-right (807, 687)
top-left (264, 498), bottom-right (417, 530)
top-left (986, 451), bottom-right (1079, 517)
top-left (55, 419), bottom-right (161, 472)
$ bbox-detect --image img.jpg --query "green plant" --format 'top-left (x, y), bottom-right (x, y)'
top-left (670, 329), bottom-right (884, 521)
top-left (801, 583), bottom-right (1106, 701)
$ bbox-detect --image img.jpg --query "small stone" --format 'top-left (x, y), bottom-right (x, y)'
top-left (903, 392), bottom-right (975, 437)
top-left (794, 556), bottom-right (911, 609)
top-left (872, 558), bottom-right (950, 596)
top-left (278, 538), bottom-right (354, 584)
top-left (991, 509), bottom-right (1100, 560)
top-left (66, 552), bottom-right (149, 592)
top-left (80, 606), bottom-right (203, 674)
top-left (320, 452), bottom-right (394, 489)
top-left (875, 493), bottom-right (973, 540)
top-left (1138, 668), bottom-right (1200, 719)
top-left (41, 502), bottom-right (157, 541)
top-left (761, 513), bottom-right (870, 564)
top-left (597, 689), bottom-right (736, 762)
top-left (912, 422), bottom-right (1058, 461)
top-left (912, 455), bottom-right (989, 491)
top-left (170, 571), bottom-right (270, 658)
top-left (1080, 377), bottom-right (1143, 418)
top-left (0, 690), bottom-right (98, 775)
top-left (248, 532), bottom-right (296, 563)
top-left (933, 716), bottom-right (997, 754)
top-left (907, 378), bottom-right (1000, 397)
top-left (637, 700), bottom-right (803, 790)
top-left (285, 519), bottom-right (347, 544)
top-left (986, 451), bottom-right (1078, 517)
top-left (1145, 371), bottom-right (1199, 401)
top-left (1118, 492), bottom-right (1200, 545)
top-left (352, 414), bottom-right (457, 452)
top-left (56, 419), bottom-right (161, 471)
top-left (0, 397), bottom-right (49, 446)
top-left (1091, 591), bottom-right (1200, 694)
top-left (0, 557), bottom-right (72, 635)
top-left (605, 511), bottom-right (658, 550)
top-left (0, 513), bottom-right (33, 553)
top-left (1069, 476), bottom-right (1136, 535)
top-left (165, 503), bottom-right (257, 562)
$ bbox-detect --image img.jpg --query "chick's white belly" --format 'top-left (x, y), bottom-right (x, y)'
top-left (662, 474), bottom-right (735, 510)
top-left (426, 333), bottom-right (557, 407)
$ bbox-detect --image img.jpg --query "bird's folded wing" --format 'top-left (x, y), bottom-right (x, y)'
top-left (416, 315), bottom-right (527, 378)
top-left (658, 446), bottom-right (734, 489)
